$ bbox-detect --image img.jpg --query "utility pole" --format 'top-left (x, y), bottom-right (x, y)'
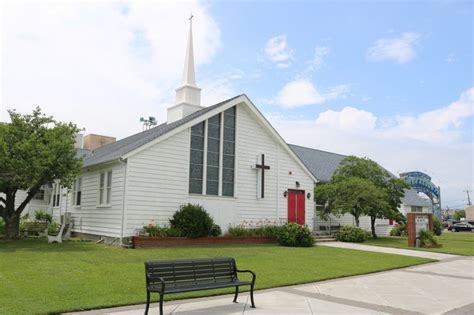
top-left (464, 189), bottom-right (472, 206)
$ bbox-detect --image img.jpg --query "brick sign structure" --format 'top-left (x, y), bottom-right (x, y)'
top-left (406, 212), bottom-right (433, 247)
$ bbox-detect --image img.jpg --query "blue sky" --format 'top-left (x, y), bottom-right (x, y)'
top-left (207, 0), bottom-right (472, 121)
top-left (1, 0), bottom-right (472, 208)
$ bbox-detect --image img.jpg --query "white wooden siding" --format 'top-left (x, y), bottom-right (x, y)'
top-left (123, 102), bottom-right (315, 236)
top-left (56, 162), bottom-right (126, 238)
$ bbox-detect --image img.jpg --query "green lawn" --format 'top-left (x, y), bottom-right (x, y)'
top-left (365, 232), bottom-right (474, 256)
top-left (0, 238), bottom-right (433, 314)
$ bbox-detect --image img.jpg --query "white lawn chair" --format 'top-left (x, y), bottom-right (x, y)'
top-left (47, 213), bottom-right (71, 243)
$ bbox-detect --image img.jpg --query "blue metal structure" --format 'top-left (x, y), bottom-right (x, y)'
top-left (400, 171), bottom-right (442, 219)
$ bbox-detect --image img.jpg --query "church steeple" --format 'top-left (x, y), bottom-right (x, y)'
top-left (168, 15), bottom-right (203, 124)
top-left (181, 14), bottom-right (197, 87)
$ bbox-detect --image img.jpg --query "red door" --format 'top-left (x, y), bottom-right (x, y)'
top-left (287, 190), bottom-right (305, 225)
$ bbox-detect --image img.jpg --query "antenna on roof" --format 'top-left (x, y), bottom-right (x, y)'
top-left (140, 116), bottom-right (157, 131)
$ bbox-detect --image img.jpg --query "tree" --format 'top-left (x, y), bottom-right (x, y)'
top-left (316, 177), bottom-right (390, 229)
top-left (316, 156), bottom-right (409, 238)
top-left (0, 107), bottom-right (82, 239)
top-left (453, 209), bottom-right (466, 221)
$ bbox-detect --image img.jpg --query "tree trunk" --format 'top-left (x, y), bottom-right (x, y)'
top-left (2, 191), bottom-right (22, 239)
top-left (370, 216), bottom-right (377, 238)
top-left (4, 214), bottom-right (20, 239)
top-left (354, 216), bottom-right (360, 227)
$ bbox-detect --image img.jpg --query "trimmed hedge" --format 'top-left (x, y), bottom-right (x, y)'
top-left (337, 225), bottom-right (368, 243)
top-left (276, 223), bottom-right (314, 247)
top-left (169, 204), bottom-right (216, 238)
top-left (390, 224), bottom-right (407, 237)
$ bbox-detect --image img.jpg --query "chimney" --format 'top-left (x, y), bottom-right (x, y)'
top-left (167, 15), bottom-right (203, 124)
top-left (83, 134), bottom-right (116, 150)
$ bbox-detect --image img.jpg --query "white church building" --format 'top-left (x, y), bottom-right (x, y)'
top-left (16, 19), bottom-right (432, 242)
top-left (36, 20), bottom-right (317, 242)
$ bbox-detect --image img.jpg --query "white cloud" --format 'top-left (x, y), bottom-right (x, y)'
top-left (308, 46), bottom-right (330, 71)
top-left (316, 107), bottom-right (377, 132)
top-left (201, 77), bottom-right (237, 106)
top-left (384, 88), bottom-right (474, 142)
top-left (272, 80), bottom-right (350, 108)
top-left (264, 35), bottom-right (293, 68)
top-left (1, 0), bottom-right (224, 139)
top-left (367, 32), bottom-right (420, 64)
top-left (268, 87), bottom-right (474, 208)
top-left (275, 80), bottom-right (325, 108)
top-left (324, 84), bottom-right (351, 101)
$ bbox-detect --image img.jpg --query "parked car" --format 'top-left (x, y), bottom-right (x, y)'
top-left (451, 222), bottom-right (474, 232)
top-left (447, 220), bottom-right (460, 231)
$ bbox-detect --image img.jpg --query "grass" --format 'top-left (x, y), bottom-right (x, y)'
top-left (0, 238), bottom-right (433, 314)
top-left (365, 231), bottom-right (474, 256)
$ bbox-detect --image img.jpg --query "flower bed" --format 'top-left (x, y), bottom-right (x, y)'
top-left (132, 236), bottom-right (277, 248)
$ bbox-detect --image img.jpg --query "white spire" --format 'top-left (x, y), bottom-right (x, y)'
top-left (181, 14), bottom-right (196, 87)
top-left (168, 14), bottom-right (202, 124)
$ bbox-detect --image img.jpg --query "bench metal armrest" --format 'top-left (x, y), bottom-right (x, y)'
top-left (146, 273), bottom-right (166, 292)
top-left (235, 269), bottom-right (256, 284)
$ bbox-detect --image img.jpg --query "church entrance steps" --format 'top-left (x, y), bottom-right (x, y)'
top-left (313, 233), bottom-right (337, 242)
top-left (314, 237), bottom-right (337, 242)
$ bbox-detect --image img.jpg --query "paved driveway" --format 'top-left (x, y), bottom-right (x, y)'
top-left (71, 245), bottom-right (474, 315)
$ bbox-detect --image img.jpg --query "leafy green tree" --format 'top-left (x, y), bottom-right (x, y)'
top-left (0, 107), bottom-right (82, 239)
top-left (316, 177), bottom-right (389, 229)
top-left (453, 209), bottom-right (466, 221)
top-left (316, 156), bottom-right (409, 238)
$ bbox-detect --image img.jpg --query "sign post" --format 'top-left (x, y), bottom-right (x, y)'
top-left (406, 212), bottom-right (433, 247)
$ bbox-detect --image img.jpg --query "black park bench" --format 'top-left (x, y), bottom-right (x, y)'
top-left (144, 257), bottom-right (256, 315)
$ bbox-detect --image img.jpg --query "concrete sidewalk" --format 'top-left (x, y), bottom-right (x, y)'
top-left (70, 254), bottom-right (473, 315)
top-left (318, 241), bottom-right (458, 260)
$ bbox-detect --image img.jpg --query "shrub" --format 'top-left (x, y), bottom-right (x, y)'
top-left (48, 222), bottom-right (61, 236)
top-left (142, 223), bottom-right (184, 237)
top-left (169, 204), bottom-right (215, 238)
top-left (432, 217), bottom-right (442, 236)
top-left (390, 224), bottom-right (407, 237)
top-left (227, 225), bottom-right (251, 237)
top-left (165, 228), bottom-right (183, 237)
top-left (337, 225), bottom-right (368, 243)
top-left (143, 224), bottom-right (168, 237)
top-left (226, 224), bottom-right (282, 238)
top-left (419, 229), bottom-right (439, 248)
top-left (276, 223), bottom-right (314, 247)
top-left (210, 224), bottom-right (222, 237)
top-left (0, 217), bottom-right (4, 235)
top-left (35, 210), bottom-right (52, 223)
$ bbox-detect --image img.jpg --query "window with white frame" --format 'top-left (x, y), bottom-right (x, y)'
top-left (98, 171), bottom-right (112, 205)
top-left (52, 183), bottom-right (61, 207)
top-left (73, 178), bottom-right (82, 206)
top-left (34, 188), bottom-right (45, 201)
top-left (411, 206), bottom-right (422, 212)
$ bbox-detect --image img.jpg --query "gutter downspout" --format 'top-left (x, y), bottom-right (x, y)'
top-left (119, 159), bottom-right (129, 246)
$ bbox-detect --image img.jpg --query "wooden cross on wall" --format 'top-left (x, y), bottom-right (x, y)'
top-left (255, 154), bottom-right (270, 198)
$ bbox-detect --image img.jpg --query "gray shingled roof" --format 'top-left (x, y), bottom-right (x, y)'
top-left (288, 144), bottom-right (432, 207)
top-left (288, 144), bottom-right (346, 182)
top-left (83, 95), bottom-right (242, 167)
